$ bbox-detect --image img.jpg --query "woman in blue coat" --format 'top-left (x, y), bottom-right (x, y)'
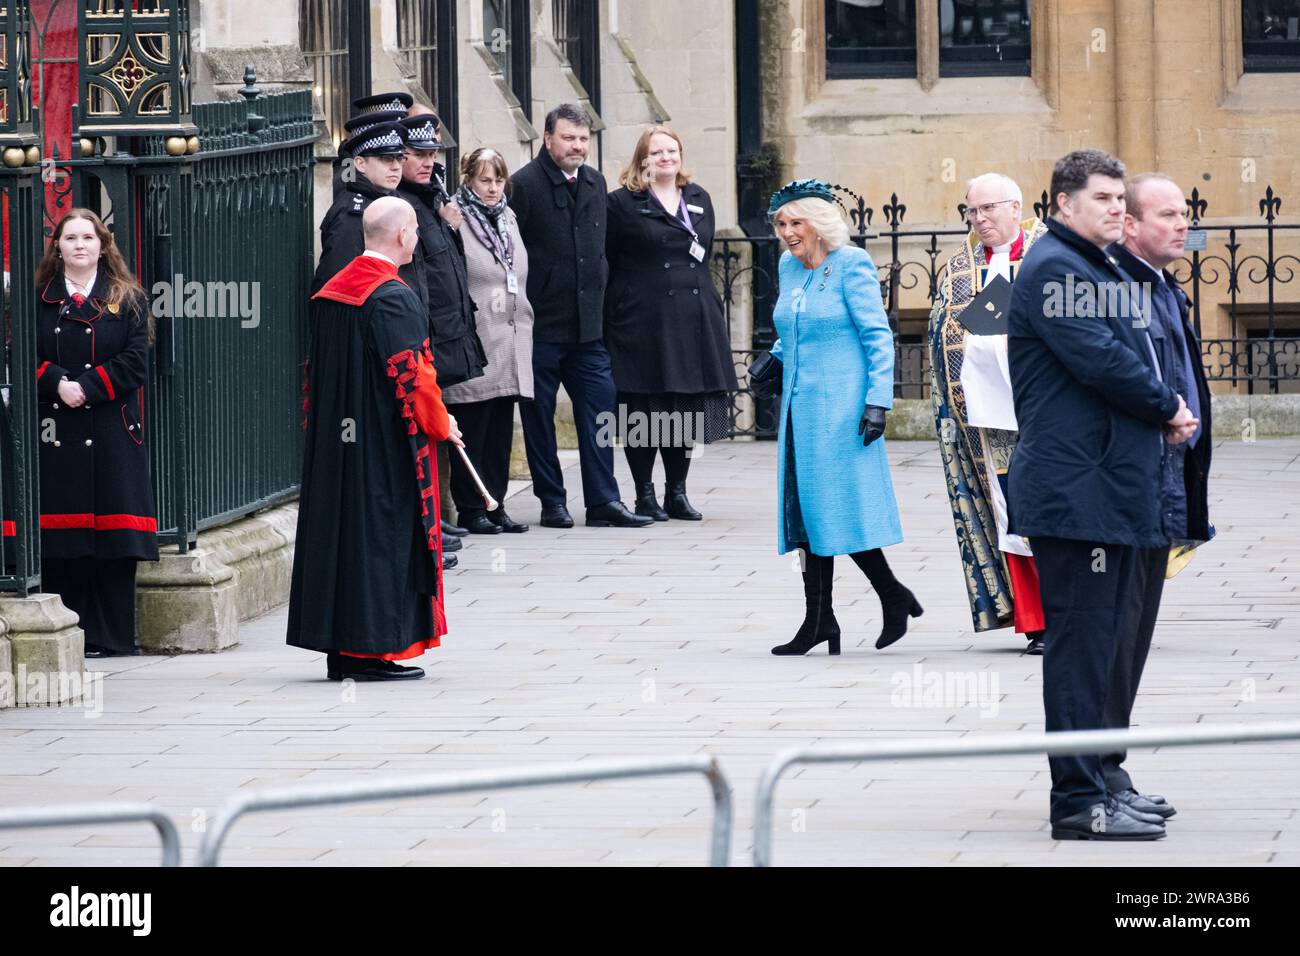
top-left (764, 180), bottom-right (921, 654)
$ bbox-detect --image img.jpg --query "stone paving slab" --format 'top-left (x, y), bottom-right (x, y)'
top-left (1, 437), bottom-right (1298, 866)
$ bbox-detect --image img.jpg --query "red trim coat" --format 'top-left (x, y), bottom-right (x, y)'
top-left (36, 273), bottom-right (159, 560)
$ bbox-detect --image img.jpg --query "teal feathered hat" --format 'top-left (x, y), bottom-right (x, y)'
top-left (768, 178), bottom-right (836, 215)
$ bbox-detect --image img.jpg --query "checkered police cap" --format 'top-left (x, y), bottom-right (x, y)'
top-left (399, 115), bottom-right (443, 151)
top-left (340, 121), bottom-right (408, 158)
top-left (352, 91), bottom-right (414, 114)
top-left (344, 109), bottom-right (408, 136)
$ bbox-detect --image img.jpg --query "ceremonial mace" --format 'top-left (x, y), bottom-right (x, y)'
top-left (454, 443), bottom-right (498, 512)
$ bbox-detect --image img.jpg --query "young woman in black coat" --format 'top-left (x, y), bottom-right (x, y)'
top-left (604, 127), bottom-right (738, 520)
top-left (34, 209), bottom-right (158, 657)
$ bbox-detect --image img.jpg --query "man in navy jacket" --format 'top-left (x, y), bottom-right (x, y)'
top-left (509, 103), bottom-right (652, 529)
top-left (1007, 150), bottom-right (1200, 841)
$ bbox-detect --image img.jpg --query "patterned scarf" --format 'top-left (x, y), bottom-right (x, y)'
top-left (456, 183), bottom-right (514, 270)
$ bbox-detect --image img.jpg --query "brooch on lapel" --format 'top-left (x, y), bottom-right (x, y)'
top-left (819, 264), bottom-right (832, 291)
top-left (107, 302), bottom-right (120, 314)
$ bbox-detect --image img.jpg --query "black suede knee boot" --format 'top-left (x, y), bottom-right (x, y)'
top-left (849, 548), bottom-right (923, 649)
top-left (772, 552), bottom-right (841, 656)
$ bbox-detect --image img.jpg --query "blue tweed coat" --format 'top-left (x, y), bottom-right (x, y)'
top-left (772, 245), bottom-right (903, 555)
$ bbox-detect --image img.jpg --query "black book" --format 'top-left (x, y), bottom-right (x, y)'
top-left (957, 273), bottom-right (1012, 335)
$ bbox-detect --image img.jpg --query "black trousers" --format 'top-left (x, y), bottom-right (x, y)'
top-left (447, 396), bottom-right (517, 520)
top-left (1033, 537), bottom-right (1167, 821)
top-left (42, 557), bottom-right (140, 655)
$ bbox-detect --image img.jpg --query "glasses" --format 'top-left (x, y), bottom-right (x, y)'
top-left (965, 199), bottom-right (1018, 223)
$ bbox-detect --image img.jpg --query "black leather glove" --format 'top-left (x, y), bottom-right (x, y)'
top-left (748, 351), bottom-right (783, 401)
top-left (857, 404), bottom-right (886, 447)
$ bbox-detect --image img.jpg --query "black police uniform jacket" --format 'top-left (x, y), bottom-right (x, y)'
top-left (310, 176), bottom-right (424, 297)
top-left (1006, 217), bottom-right (1191, 548)
top-left (287, 254), bottom-right (453, 657)
top-left (35, 273), bottom-right (159, 560)
top-left (397, 178), bottom-right (487, 388)
top-left (604, 183), bottom-right (738, 395)
top-left (508, 147), bottom-right (608, 343)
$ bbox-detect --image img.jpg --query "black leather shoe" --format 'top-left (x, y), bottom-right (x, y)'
top-left (442, 552), bottom-right (459, 570)
top-left (463, 513), bottom-right (503, 534)
top-left (634, 481), bottom-right (669, 522)
top-left (1114, 788), bottom-right (1176, 819)
top-left (1113, 799), bottom-right (1168, 826)
top-left (663, 481), bottom-right (702, 520)
top-left (874, 586), bottom-right (923, 649)
top-left (586, 500), bottom-right (655, 527)
top-left (327, 653), bottom-right (425, 682)
top-left (84, 644), bottom-right (140, 658)
top-left (540, 504), bottom-right (574, 528)
top-left (441, 533), bottom-right (462, 553)
top-left (1025, 631), bottom-right (1044, 655)
top-left (441, 519), bottom-right (468, 537)
top-left (488, 509), bottom-right (529, 533)
top-left (1051, 800), bottom-right (1166, 841)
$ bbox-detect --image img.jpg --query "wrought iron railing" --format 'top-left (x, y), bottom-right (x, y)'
top-left (717, 186), bottom-right (1300, 438)
top-left (152, 88), bottom-right (315, 548)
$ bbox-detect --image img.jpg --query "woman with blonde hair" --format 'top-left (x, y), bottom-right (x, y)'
top-left (34, 208), bottom-right (158, 657)
top-left (604, 126), bottom-right (737, 521)
top-left (760, 180), bottom-right (920, 655)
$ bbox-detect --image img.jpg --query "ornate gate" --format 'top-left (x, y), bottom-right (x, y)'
top-left (1, 1), bottom-right (315, 594)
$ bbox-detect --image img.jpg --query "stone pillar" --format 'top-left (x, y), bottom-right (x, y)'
top-left (0, 593), bottom-right (84, 706)
top-left (135, 549), bottom-right (240, 654)
top-left (0, 627), bottom-right (13, 709)
top-left (1114, 0), bottom-right (1156, 171)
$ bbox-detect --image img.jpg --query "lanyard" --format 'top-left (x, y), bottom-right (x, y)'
top-left (675, 195), bottom-right (697, 239)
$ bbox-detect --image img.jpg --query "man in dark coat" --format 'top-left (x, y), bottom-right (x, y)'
top-left (397, 109), bottom-right (488, 547)
top-left (1007, 149), bottom-right (1201, 840)
top-left (287, 196), bottom-right (463, 682)
top-left (1106, 171), bottom-right (1214, 802)
top-left (508, 103), bottom-right (652, 529)
top-left (397, 111), bottom-right (486, 388)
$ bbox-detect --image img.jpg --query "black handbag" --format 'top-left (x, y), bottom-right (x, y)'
top-left (748, 350), bottom-right (783, 400)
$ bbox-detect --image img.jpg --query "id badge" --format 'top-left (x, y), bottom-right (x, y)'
top-left (689, 241), bottom-right (706, 262)
top-left (506, 271), bottom-right (519, 294)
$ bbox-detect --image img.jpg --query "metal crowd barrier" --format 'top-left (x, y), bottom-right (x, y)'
top-left (0, 801), bottom-right (182, 866)
top-left (199, 754), bottom-right (733, 866)
top-left (752, 720), bottom-right (1300, 866)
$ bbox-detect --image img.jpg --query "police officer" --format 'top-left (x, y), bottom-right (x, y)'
top-left (311, 118), bottom-right (412, 294)
top-left (397, 111), bottom-right (487, 541)
top-left (327, 91), bottom-right (414, 198)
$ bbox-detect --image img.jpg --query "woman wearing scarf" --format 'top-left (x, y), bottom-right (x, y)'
top-left (443, 148), bottom-right (535, 534)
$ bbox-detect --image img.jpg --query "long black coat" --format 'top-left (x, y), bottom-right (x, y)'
top-left (604, 183), bottom-right (738, 394)
top-left (1007, 218), bottom-right (1189, 548)
top-left (36, 273), bottom-right (159, 560)
top-left (508, 147), bottom-right (608, 344)
top-left (287, 257), bottom-right (450, 655)
top-left (398, 179), bottom-right (487, 388)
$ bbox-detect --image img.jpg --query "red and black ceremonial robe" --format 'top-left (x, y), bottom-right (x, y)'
top-left (287, 254), bottom-right (453, 659)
